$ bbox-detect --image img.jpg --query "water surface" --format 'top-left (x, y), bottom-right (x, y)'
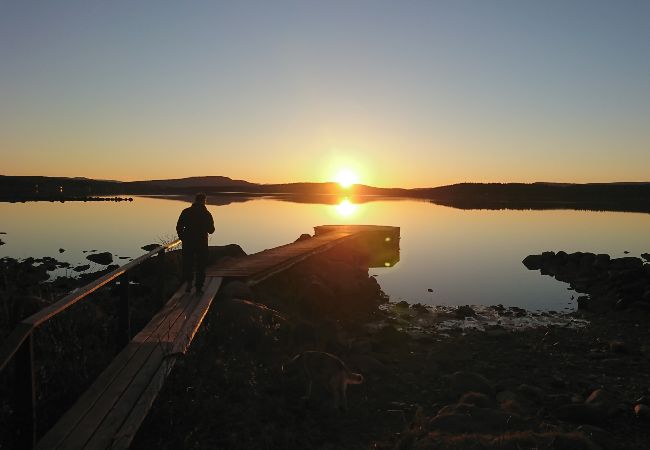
top-left (1, 196), bottom-right (648, 311)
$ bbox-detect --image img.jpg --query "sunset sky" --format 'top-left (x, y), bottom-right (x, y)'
top-left (1, 1), bottom-right (649, 188)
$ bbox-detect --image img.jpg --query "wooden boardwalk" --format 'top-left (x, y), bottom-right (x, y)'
top-left (4, 225), bottom-right (399, 450)
top-left (206, 230), bottom-right (356, 281)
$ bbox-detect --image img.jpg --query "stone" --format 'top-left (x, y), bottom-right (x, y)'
top-left (459, 391), bottom-right (495, 408)
top-left (58, 248), bottom-right (65, 253)
top-left (218, 280), bottom-right (255, 301)
top-left (454, 305), bottom-right (475, 318)
top-left (575, 425), bottom-right (616, 450)
top-left (211, 299), bottom-right (287, 352)
top-left (429, 403), bottom-right (525, 433)
top-left (634, 403), bottom-right (650, 420)
top-left (516, 384), bottom-right (545, 404)
top-left (446, 371), bottom-right (494, 398)
top-left (585, 389), bottom-right (623, 416)
top-left (86, 252), bottom-right (113, 265)
top-left (556, 403), bottom-right (605, 425)
top-left (608, 340), bottom-right (628, 354)
top-left (73, 264), bottom-right (91, 272)
top-left (523, 254), bottom-right (543, 270)
top-left (609, 256), bottom-right (643, 271)
top-left (294, 233), bottom-right (311, 242)
top-left (141, 243), bottom-right (159, 251)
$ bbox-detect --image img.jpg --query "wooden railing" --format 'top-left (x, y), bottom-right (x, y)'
top-left (0, 239), bottom-right (181, 449)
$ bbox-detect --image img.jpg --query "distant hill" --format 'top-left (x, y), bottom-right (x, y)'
top-left (1, 175), bottom-right (649, 212)
top-left (132, 176), bottom-right (256, 189)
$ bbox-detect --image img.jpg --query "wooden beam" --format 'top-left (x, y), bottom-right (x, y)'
top-left (24, 240), bottom-right (180, 328)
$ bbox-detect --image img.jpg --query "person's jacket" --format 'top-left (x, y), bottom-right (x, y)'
top-left (176, 203), bottom-right (215, 246)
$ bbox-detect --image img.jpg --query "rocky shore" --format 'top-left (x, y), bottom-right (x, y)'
top-left (131, 242), bottom-right (649, 449)
top-left (2, 243), bottom-right (649, 449)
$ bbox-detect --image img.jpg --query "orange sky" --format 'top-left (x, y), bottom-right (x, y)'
top-left (2, 2), bottom-right (649, 188)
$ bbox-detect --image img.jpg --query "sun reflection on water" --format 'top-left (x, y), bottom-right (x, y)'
top-left (334, 197), bottom-right (358, 217)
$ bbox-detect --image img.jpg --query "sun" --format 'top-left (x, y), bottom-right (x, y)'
top-left (334, 169), bottom-right (360, 188)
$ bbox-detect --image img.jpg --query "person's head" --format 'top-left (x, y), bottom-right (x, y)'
top-left (194, 193), bottom-right (207, 205)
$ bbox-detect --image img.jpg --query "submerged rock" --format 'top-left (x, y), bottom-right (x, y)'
top-left (141, 243), bottom-right (159, 251)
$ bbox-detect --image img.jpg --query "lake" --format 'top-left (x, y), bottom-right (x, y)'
top-left (1, 196), bottom-right (649, 311)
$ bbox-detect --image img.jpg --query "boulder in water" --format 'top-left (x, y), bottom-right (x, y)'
top-left (86, 252), bottom-right (113, 265)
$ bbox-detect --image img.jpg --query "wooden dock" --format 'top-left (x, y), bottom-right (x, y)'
top-left (1, 225), bottom-right (399, 450)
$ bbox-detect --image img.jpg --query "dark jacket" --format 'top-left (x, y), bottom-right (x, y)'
top-left (176, 203), bottom-right (215, 246)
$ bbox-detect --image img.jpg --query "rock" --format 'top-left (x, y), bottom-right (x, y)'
top-left (208, 244), bottom-right (247, 263)
top-left (516, 384), bottom-right (545, 404)
top-left (556, 403), bottom-right (605, 424)
top-left (141, 243), bottom-right (159, 251)
top-left (374, 325), bottom-right (410, 347)
top-left (459, 391), bottom-right (495, 408)
top-left (454, 305), bottom-right (475, 318)
top-left (218, 280), bottom-right (255, 301)
top-left (641, 252), bottom-right (650, 262)
top-left (585, 389), bottom-right (623, 416)
top-left (446, 371), bottom-right (494, 398)
top-left (575, 425), bottom-right (616, 450)
top-left (86, 252), bottom-right (113, 265)
top-left (496, 390), bottom-right (518, 403)
top-left (609, 256), bottom-right (643, 271)
top-left (427, 288), bottom-right (433, 292)
top-left (0, 239), bottom-right (5, 246)
top-left (211, 299), bottom-right (287, 352)
top-left (410, 303), bottom-right (429, 314)
top-left (634, 403), bottom-right (650, 419)
top-left (608, 340), bottom-right (628, 354)
top-left (523, 254), bottom-right (543, 270)
top-left (73, 264), bottom-right (91, 272)
top-left (429, 403), bottom-right (525, 433)
top-left (294, 233), bottom-right (311, 242)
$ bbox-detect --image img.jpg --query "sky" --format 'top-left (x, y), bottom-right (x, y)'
top-left (1, 1), bottom-right (649, 188)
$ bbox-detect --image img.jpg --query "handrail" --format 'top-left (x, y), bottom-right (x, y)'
top-left (0, 239), bottom-right (181, 373)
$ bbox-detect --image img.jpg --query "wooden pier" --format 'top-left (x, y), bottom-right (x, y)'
top-left (0, 225), bottom-right (399, 450)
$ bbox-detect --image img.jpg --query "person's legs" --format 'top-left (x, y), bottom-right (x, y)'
top-left (194, 245), bottom-right (208, 292)
top-left (182, 245), bottom-right (195, 291)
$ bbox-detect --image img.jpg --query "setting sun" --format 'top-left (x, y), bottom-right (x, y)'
top-left (334, 169), bottom-right (360, 188)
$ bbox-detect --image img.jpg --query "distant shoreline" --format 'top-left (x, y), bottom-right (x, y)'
top-left (1, 175), bottom-right (649, 213)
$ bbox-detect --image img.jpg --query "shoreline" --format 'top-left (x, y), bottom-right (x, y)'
top-left (1, 246), bottom-right (649, 449)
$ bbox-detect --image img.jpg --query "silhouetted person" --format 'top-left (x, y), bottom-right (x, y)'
top-left (176, 193), bottom-right (215, 293)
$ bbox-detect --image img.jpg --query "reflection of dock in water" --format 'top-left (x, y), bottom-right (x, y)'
top-left (1, 224), bottom-right (399, 450)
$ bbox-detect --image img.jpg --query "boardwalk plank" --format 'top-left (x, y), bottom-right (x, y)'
top-left (36, 288), bottom-right (188, 450)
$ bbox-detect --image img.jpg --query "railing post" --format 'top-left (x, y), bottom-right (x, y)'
top-left (117, 273), bottom-right (130, 348)
top-left (156, 249), bottom-right (166, 308)
top-left (14, 333), bottom-right (36, 450)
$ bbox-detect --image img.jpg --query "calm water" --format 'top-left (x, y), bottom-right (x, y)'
top-left (1, 196), bottom-right (649, 311)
